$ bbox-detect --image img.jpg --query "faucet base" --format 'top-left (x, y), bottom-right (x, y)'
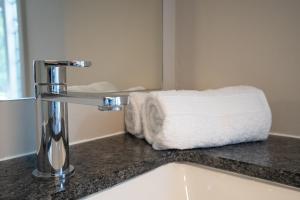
top-left (32, 165), bottom-right (75, 179)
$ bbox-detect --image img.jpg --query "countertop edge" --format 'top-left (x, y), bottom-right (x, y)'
top-left (1, 134), bottom-right (300, 199)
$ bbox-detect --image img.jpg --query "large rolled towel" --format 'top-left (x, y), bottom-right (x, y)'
top-left (125, 92), bottom-right (148, 138)
top-left (142, 86), bottom-right (272, 150)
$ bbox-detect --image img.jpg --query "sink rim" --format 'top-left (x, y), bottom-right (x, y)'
top-left (83, 161), bottom-right (300, 200)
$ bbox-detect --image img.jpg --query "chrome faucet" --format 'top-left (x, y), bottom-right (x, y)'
top-left (32, 60), bottom-right (128, 179)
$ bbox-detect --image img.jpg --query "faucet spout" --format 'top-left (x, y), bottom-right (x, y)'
top-left (40, 91), bottom-right (129, 111)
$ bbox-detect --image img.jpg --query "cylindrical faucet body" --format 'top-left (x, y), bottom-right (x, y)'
top-left (31, 60), bottom-right (128, 180)
top-left (33, 61), bottom-right (74, 178)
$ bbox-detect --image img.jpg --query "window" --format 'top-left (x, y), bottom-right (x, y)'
top-left (0, 0), bottom-right (23, 99)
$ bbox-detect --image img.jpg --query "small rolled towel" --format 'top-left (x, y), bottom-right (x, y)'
top-left (142, 86), bottom-right (272, 150)
top-left (125, 92), bottom-right (148, 138)
top-left (68, 81), bottom-right (118, 93)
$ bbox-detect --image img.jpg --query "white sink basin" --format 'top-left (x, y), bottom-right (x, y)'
top-left (83, 163), bottom-right (300, 200)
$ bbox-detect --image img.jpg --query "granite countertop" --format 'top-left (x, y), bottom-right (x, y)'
top-left (0, 133), bottom-right (300, 199)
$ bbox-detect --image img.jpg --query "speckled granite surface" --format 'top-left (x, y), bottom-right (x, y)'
top-left (0, 134), bottom-right (299, 199)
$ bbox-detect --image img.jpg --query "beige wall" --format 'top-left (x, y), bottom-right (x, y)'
top-left (23, 0), bottom-right (65, 95)
top-left (24, 0), bottom-right (162, 92)
top-left (0, 99), bottom-right (124, 160)
top-left (65, 0), bottom-right (162, 90)
top-left (1, 0), bottom-right (163, 160)
top-left (0, 99), bottom-right (36, 160)
top-left (3, 0), bottom-right (300, 160)
top-left (68, 104), bottom-right (124, 143)
top-left (175, 0), bottom-right (300, 136)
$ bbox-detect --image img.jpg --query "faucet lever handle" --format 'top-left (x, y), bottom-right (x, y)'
top-left (34, 60), bottom-right (92, 85)
top-left (42, 60), bottom-right (91, 68)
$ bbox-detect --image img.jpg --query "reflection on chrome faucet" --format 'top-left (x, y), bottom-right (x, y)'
top-left (32, 60), bottom-right (128, 179)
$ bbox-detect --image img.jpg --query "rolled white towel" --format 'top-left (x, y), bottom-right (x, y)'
top-left (68, 81), bottom-right (118, 93)
top-left (142, 86), bottom-right (272, 150)
top-left (123, 86), bottom-right (145, 92)
top-left (125, 92), bottom-right (148, 138)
